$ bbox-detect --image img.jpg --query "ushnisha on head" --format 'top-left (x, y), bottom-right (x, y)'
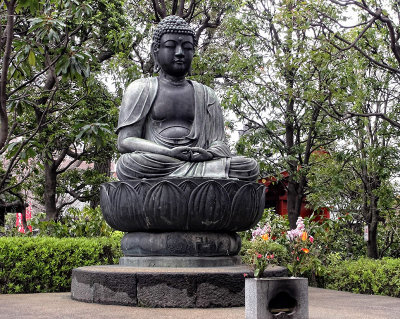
top-left (152, 15), bottom-right (197, 53)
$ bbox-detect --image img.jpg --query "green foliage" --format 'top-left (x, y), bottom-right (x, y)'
top-left (241, 209), bottom-right (400, 291)
top-left (28, 206), bottom-right (119, 238)
top-left (294, 210), bottom-right (367, 261)
top-left (241, 210), bottom-right (371, 286)
top-left (1, 206), bottom-right (124, 239)
top-left (23, 79), bottom-right (119, 217)
top-left (324, 256), bottom-right (400, 297)
top-left (0, 237), bottom-right (122, 294)
top-left (0, 0), bottom-right (129, 218)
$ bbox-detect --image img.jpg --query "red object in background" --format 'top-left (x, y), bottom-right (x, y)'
top-left (15, 203), bottom-right (33, 233)
top-left (258, 173), bottom-right (330, 221)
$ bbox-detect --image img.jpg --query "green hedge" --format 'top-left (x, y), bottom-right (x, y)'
top-left (324, 257), bottom-right (400, 297)
top-left (0, 237), bottom-right (122, 294)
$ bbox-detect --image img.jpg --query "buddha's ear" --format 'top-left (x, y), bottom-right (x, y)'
top-left (151, 43), bottom-right (160, 74)
top-left (187, 50), bottom-right (196, 76)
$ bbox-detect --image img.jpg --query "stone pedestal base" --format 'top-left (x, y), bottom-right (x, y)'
top-left (71, 265), bottom-right (287, 308)
top-left (120, 256), bottom-right (242, 267)
top-left (121, 231), bottom-right (241, 257)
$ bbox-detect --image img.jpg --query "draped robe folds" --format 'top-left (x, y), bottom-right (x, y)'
top-left (116, 77), bottom-right (258, 181)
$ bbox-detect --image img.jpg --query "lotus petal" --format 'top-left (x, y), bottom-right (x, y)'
top-left (144, 181), bottom-right (187, 230)
top-left (188, 180), bottom-right (230, 231)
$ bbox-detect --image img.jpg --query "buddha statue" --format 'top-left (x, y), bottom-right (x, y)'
top-left (116, 15), bottom-right (259, 181)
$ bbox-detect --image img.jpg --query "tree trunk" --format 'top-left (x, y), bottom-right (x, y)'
top-left (366, 181), bottom-right (380, 259)
top-left (44, 161), bottom-right (58, 221)
top-left (0, 1), bottom-right (16, 150)
top-left (287, 177), bottom-right (303, 229)
top-left (367, 216), bottom-right (378, 259)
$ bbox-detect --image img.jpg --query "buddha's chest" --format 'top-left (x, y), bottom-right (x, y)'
top-left (149, 82), bottom-right (195, 139)
top-left (151, 83), bottom-right (195, 122)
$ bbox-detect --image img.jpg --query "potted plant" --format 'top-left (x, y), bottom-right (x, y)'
top-left (244, 218), bottom-right (309, 319)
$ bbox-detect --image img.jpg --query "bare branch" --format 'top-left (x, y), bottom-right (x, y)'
top-left (152, 0), bottom-right (166, 19)
top-left (341, 14), bottom-right (379, 50)
top-left (178, 0), bottom-right (185, 17)
top-left (342, 111), bottom-right (400, 129)
top-left (182, 0), bottom-right (197, 20)
top-left (172, 0), bottom-right (178, 15)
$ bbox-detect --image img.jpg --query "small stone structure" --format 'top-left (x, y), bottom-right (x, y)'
top-left (245, 277), bottom-right (309, 319)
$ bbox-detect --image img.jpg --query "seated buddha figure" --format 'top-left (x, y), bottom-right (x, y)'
top-left (116, 16), bottom-right (259, 181)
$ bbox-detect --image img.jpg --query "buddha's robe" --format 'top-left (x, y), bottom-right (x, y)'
top-left (116, 77), bottom-right (258, 181)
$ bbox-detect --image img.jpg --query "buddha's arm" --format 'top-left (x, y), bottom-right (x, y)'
top-left (118, 125), bottom-right (197, 161)
top-left (118, 124), bottom-right (167, 154)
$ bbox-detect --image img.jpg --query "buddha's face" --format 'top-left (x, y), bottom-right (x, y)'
top-left (156, 33), bottom-right (194, 77)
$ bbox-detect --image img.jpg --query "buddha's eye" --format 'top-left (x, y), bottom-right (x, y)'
top-left (163, 40), bottom-right (176, 48)
top-left (183, 44), bottom-right (194, 50)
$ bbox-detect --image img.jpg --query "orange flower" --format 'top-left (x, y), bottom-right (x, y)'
top-left (301, 248), bottom-right (310, 253)
top-left (262, 234), bottom-right (269, 241)
top-left (301, 232), bottom-right (308, 241)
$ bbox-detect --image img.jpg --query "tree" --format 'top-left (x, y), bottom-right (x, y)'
top-left (313, 0), bottom-right (400, 128)
top-left (218, 0), bottom-right (344, 229)
top-left (307, 55), bottom-right (400, 258)
top-left (25, 79), bottom-right (118, 220)
top-left (0, 0), bottom-right (132, 219)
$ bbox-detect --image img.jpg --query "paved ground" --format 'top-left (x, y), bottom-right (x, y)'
top-left (0, 287), bottom-right (399, 319)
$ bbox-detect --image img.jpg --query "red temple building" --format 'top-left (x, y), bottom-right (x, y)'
top-left (258, 171), bottom-right (330, 221)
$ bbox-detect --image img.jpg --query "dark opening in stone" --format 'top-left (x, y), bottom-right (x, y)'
top-left (268, 291), bottom-right (297, 315)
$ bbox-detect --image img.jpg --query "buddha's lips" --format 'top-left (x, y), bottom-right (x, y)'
top-left (174, 59), bottom-right (185, 64)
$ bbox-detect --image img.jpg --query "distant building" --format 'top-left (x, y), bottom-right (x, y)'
top-left (258, 171), bottom-right (330, 221)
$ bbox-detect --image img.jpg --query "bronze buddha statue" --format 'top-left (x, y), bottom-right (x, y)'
top-left (116, 16), bottom-right (259, 181)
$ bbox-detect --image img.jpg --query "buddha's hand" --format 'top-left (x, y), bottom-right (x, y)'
top-left (190, 147), bottom-right (213, 162)
top-left (169, 146), bottom-right (193, 161)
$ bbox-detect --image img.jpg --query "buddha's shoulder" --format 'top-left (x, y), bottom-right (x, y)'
top-left (125, 77), bottom-right (157, 93)
top-left (190, 80), bottom-right (218, 101)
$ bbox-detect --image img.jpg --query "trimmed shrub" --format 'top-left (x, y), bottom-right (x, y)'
top-left (324, 256), bottom-right (400, 297)
top-left (0, 237), bottom-right (122, 294)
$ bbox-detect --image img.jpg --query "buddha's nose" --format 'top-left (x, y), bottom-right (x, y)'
top-left (175, 45), bottom-right (184, 57)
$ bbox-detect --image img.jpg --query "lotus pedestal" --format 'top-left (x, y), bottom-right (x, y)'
top-left (71, 177), bottom-right (272, 307)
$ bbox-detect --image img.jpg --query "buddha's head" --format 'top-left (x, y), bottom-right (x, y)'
top-left (152, 16), bottom-right (196, 77)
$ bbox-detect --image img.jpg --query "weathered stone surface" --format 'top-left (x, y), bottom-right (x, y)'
top-left (71, 268), bottom-right (137, 306)
top-left (245, 277), bottom-right (308, 319)
top-left (71, 265), bottom-right (287, 308)
top-left (119, 256), bottom-right (242, 267)
top-left (121, 231), bottom-right (241, 257)
top-left (100, 178), bottom-right (265, 232)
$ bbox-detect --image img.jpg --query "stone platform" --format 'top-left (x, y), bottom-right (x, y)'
top-left (71, 265), bottom-right (287, 308)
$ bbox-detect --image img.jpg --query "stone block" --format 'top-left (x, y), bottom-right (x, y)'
top-left (71, 267), bottom-right (137, 306)
top-left (245, 277), bottom-right (308, 319)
